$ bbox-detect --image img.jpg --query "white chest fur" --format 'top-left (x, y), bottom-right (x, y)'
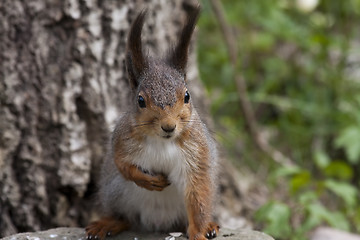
top-left (131, 137), bottom-right (189, 191)
top-left (117, 137), bottom-right (189, 231)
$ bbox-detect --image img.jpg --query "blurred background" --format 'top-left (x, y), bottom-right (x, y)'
top-left (198, 0), bottom-right (360, 239)
top-left (1, 0), bottom-right (360, 239)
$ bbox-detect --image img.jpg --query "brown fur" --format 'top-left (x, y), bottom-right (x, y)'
top-left (116, 161), bottom-right (170, 191)
top-left (86, 5), bottom-right (219, 240)
top-left (133, 88), bottom-right (192, 138)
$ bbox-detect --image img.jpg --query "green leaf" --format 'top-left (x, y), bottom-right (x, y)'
top-left (290, 171), bottom-right (311, 194)
top-left (335, 126), bottom-right (360, 164)
top-left (255, 201), bottom-right (291, 238)
top-left (314, 150), bottom-right (330, 169)
top-left (353, 207), bottom-right (360, 232)
top-left (305, 203), bottom-right (350, 231)
top-left (326, 212), bottom-right (350, 231)
top-left (298, 191), bottom-right (318, 205)
top-left (324, 161), bottom-right (353, 180)
top-left (302, 203), bottom-right (324, 231)
top-left (324, 179), bottom-right (358, 207)
top-left (272, 165), bottom-right (302, 178)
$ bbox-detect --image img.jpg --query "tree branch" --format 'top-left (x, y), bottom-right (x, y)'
top-left (209, 0), bottom-right (294, 167)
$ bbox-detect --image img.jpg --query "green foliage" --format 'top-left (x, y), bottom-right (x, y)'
top-left (258, 161), bottom-right (358, 239)
top-left (323, 161), bottom-right (353, 180)
top-left (324, 179), bottom-right (357, 208)
top-left (198, 0), bottom-right (360, 239)
top-left (255, 201), bottom-right (291, 238)
top-left (336, 126), bottom-right (360, 164)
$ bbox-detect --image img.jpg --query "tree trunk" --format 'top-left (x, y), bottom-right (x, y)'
top-left (0, 0), bottom-right (212, 236)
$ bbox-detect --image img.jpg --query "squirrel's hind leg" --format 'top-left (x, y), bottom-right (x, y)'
top-left (85, 216), bottom-right (130, 240)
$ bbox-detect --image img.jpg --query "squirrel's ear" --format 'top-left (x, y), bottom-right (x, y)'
top-left (126, 10), bottom-right (147, 89)
top-left (168, 5), bottom-right (200, 74)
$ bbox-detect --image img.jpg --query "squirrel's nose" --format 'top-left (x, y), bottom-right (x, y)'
top-left (161, 125), bottom-right (176, 133)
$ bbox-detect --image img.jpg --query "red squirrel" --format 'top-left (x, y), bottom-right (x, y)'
top-left (85, 6), bottom-right (219, 240)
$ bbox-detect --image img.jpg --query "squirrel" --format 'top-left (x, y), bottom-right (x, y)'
top-left (85, 6), bottom-right (219, 240)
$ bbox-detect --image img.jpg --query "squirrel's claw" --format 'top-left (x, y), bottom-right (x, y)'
top-left (205, 229), bottom-right (216, 239)
top-left (85, 217), bottom-right (130, 240)
top-left (85, 222), bottom-right (105, 240)
top-left (204, 222), bottom-right (219, 239)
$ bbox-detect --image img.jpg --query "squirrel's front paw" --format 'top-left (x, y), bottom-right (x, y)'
top-left (134, 172), bottom-right (171, 191)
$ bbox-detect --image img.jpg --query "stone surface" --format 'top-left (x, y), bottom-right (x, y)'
top-left (310, 227), bottom-right (360, 240)
top-left (1, 227), bottom-right (274, 240)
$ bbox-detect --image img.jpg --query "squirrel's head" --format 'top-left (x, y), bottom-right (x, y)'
top-left (125, 7), bottom-right (200, 140)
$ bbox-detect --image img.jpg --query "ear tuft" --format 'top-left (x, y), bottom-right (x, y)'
top-left (168, 5), bottom-right (200, 73)
top-left (126, 10), bottom-right (148, 89)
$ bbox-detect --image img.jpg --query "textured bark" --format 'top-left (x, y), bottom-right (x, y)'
top-left (0, 0), bottom-right (212, 236)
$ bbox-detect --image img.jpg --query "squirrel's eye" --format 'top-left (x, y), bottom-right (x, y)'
top-left (184, 91), bottom-right (190, 104)
top-left (138, 95), bottom-right (146, 108)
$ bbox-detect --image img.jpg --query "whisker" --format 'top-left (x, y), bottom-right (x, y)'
top-left (133, 122), bottom-right (155, 128)
top-left (181, 120), bottom-right (203, 123)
